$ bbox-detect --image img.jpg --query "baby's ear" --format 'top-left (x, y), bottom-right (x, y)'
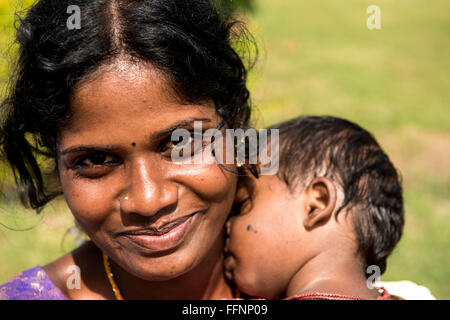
top-left (303, 177), bottom-right (337, 230)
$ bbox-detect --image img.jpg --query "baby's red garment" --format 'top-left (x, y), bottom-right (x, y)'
top-left (284, 287), bottom-right (390, 300)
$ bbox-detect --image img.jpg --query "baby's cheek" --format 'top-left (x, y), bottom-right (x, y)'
top-left (231, 219), bottom-right (285, 297)
top-left (230, 218), bottom-right (261, 270)
top-left (234, 266), bottom-right (264, 297)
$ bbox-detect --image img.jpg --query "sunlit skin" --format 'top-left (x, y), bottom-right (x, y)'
top-left (43, 59), bottom-right (237, 299)
top-left (225, 172), bottom-right (383, 299)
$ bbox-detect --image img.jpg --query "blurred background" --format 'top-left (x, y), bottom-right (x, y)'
top-left (0, 0), bottom-right (449, 299)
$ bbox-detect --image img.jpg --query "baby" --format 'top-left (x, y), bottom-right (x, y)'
top-left (225, 115), bottom-right (404, 300)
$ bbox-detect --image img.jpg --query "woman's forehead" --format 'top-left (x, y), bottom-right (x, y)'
top-left (64, 61), bottom-right (217, 134)
top-left (71, 60), bottom-right (174, 109)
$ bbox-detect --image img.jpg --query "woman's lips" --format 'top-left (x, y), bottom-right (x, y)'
top-left (120, 214), bottom-right (196, 252)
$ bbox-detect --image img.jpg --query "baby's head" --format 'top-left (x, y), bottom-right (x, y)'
top-left (225, 116), bottom-right (404, 299)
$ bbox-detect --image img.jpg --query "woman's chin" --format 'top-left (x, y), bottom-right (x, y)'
top-left (114, 247), bottom-right (198, 282)
top-left (129, 260), bottom-right (194, 282)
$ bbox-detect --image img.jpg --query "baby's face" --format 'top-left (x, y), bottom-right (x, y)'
top-left (224, 174), bottom-right (307, 299)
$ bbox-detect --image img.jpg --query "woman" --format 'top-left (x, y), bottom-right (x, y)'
top-left (0, 0), bottom-right (254, 299)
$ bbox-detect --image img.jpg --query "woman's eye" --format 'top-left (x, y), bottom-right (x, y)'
top-left (70, 153), bottom-right (122, 178)
top-left (70, 153), bottom-right (122, 177)
top-left (160, 132), bottom-right (209, 159)
top-left (77, 153), bottom-right (120, 167)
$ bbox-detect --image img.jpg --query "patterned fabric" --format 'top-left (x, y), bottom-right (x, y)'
top-left (0, 266), bottom-right (67, 300)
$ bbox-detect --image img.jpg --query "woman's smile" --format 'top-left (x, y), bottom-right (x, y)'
top-left (117, 211), bottom-right (203, 253)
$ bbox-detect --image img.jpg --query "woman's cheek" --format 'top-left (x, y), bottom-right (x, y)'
top-left (167, 162), bottom-right (237, 204)
top-left (60, 172), bottom-right (118, 231)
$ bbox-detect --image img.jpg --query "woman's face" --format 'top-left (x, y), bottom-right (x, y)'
top-left (56, 61), bottom-right (237, 281)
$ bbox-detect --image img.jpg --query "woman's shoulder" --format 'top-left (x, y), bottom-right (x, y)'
top-left (41, 241), bottom-right (114, 300)
top-left (0, 266), bottom-right (67, 300)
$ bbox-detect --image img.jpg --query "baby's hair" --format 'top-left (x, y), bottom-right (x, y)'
top-left (0, 0), bottom-right (257, 212)
top-left (269, 116), bottom-right (404, 274)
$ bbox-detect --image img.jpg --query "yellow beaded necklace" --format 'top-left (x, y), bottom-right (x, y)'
top-left (102, 252), bottom-right (125, 300)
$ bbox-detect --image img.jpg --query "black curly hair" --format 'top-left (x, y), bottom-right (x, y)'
top-left (0, 0), bottom-right (256, 212)
top-left (270, 116), bottom-right (404, 274)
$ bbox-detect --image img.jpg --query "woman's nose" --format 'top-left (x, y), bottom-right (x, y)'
top-left (120, 158), bottom-right (178, 217)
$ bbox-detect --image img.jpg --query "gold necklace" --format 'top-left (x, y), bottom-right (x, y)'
top-left (102, 251), bottom-right (125, 300)
top-left (102, 251), bottom-right (242, 300)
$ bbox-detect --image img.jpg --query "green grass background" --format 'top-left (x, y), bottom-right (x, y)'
top-left (1, 0), bottom-right (449, 299)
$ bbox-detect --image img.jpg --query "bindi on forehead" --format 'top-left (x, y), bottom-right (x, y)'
top-left (131, 142), bottom-right (136, 147)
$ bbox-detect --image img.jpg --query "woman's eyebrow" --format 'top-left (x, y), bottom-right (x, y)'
top-left (59, 145), bottom-right (118, 155)
top-left (59, 118), bottom-right (213, 155)
top-left (154, 118), bottom-right (212, 137)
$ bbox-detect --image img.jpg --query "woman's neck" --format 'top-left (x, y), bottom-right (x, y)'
top-left (111, 234), bottom-right (233, 300)
top-left (285, 249), bottom-right (380, 299)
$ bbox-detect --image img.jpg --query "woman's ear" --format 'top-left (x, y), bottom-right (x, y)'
top-left (303, 177), bottom-right (337, 230)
